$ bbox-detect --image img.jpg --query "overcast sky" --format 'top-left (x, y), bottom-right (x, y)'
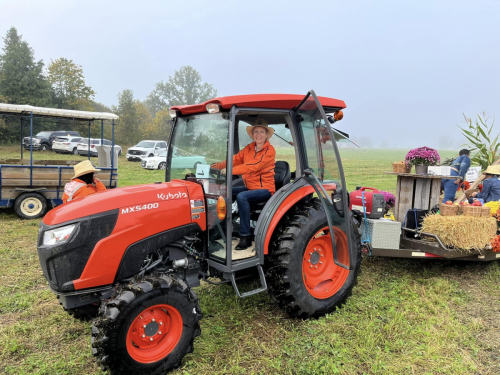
top-left (2, 0), bottom-right (499, 149)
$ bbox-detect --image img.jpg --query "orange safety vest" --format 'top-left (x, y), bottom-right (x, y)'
top-left (62, 178), bottom-right (107, 203)
top-left (213, 141), bottom-right (276, 194)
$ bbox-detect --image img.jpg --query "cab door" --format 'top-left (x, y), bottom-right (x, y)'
top-left (293, 90), bottom-right (352, 270)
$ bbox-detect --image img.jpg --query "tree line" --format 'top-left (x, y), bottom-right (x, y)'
top-left (0, 27), bottom-right (217, 145)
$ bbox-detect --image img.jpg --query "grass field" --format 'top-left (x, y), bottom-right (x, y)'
top-left (1, 145), bottom-right (499, 374)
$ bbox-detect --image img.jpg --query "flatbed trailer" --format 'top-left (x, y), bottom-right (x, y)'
top-left (365, 227), bottom-right (500, 262)
top-left (0, 103), bottom-right (119, 219)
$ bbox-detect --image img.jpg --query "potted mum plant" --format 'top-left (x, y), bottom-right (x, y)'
top-left (405, 146), bottom-right (440, 174)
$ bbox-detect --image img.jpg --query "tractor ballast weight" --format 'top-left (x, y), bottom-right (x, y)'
top-left (37, 91), bottom-right (362, 374)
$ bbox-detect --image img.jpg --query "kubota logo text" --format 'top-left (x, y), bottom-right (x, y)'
top-left (121, 203), bottom-right (159, 215)
top-left (157, 191), bottom-right (187, 200)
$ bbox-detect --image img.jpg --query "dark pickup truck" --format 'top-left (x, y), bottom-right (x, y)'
top-left (23, 130), bottom-right (81, 151)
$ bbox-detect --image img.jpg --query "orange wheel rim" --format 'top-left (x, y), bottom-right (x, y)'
top-left (126, 304), bottom-right (183, 363)
top-left (302, 227), bottom-right (350, 299)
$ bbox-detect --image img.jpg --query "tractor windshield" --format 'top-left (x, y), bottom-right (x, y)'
top-left (167, 112), bottom-right (229, 181)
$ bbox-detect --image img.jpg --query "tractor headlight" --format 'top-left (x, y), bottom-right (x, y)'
top-left (43, 224), bottom-right (76, 246)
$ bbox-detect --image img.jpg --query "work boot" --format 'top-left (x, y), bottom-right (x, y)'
top-left (235, 235), bottom-right (252, 250)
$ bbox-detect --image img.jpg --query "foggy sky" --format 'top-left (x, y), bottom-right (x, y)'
top-left (1, 0), bottom-right (499, 149)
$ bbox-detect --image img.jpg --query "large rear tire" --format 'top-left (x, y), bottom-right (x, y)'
top-left (266, 198), bottom-right (361, 319)
top-left (91, 275), bottom-right (202, 374)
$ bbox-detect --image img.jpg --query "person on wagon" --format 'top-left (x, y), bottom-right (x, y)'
top-left (442, 149), bottom-right (471, 203)
top-left (212, 118), bottom-right (276, 250)
top-left (62, 160), bottom-right (106, 203)
top-left (470, 165), bottom-right (500, 203)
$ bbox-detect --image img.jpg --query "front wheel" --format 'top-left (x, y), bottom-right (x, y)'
top-left (14, 192), bottom-right (47, 219)
top-left (40, 143), bottom-right (49, 151)
top-left (158, 162), bottom-right (166, 170)
top-left (92, 275), bottom-right (202, 374)
top-left (266, 199), bottom-right (361, 319)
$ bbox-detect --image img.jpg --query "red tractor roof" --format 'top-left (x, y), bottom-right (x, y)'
top-left (170, 94), bottom-right (346, 115)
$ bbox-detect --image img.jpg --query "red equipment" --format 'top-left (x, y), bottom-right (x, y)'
top-left (349, 187), bottom-right (385, 219)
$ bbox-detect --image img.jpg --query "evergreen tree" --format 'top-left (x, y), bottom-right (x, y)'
top-left (0, 27), bottom-right (52, 106)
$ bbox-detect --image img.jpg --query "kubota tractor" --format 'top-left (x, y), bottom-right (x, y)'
top-left (37, 91), bottom-right (362, 374)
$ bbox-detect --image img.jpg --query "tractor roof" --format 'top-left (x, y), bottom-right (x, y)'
top-left (170, 94), bottom-right (346, 115)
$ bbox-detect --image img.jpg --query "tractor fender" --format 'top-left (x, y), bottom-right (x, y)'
top-left (255, 178), bottom-right (337, 255)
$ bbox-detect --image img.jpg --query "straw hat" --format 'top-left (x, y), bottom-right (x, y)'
top-left (482, 165), bottom-right (500, 175)
top-left (246, 118), bottom-right (275, 139)
top-left (73, 160), bottom-right (101, 179)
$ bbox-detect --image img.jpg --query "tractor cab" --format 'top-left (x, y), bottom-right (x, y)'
top-left (168, 91), bottom-right (357, 296)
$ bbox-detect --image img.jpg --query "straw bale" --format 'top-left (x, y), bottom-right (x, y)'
top-left (421, 214), bottom-right (497, 250)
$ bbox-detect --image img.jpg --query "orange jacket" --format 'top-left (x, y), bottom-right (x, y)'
top-left (213, 141), bottom-right (276, 194)
top-left (62, 178), bottom-right (107, 203)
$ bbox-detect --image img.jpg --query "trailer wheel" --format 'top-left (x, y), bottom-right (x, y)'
top-left (266, 198), bottom-right (361, 319)
top-left (14, 192), bottom-right (47, 220)
top-left (92, 275), bottom-right (202, 374)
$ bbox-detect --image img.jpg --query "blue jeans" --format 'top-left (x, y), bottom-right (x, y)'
top-left (232, 186), bottom-right (271, 236)
top-left (442, 178), bottom-right (457, 203)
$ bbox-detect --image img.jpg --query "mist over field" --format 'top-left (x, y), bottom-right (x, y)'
top-left (1, 0), bottom-right (499, 149)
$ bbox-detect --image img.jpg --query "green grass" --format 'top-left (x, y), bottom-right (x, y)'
top-left (0, 145), bottom-right (499, 374)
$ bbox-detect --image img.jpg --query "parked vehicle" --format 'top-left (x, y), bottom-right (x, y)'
top-left (77, 138), bottom-right (122, 157)
top-left (23, 130), bottom-right (81, 151)
top-left (141, 147), bottom-right (207, 170)
top-left (126, 140), bottom-right (167, 161)
top-left (38, 91), bottom-right (361, 374)
top-left (52, 136), bottom-right (83, 155)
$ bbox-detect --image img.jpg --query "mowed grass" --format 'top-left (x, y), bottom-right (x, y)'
top-left (0, 145), bottom-right (499, 374)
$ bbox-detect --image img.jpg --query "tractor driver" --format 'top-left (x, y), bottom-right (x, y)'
top-left (212, 118), bottom-right (276, 250)
top-left (62, 160), bottom-right (107, 203)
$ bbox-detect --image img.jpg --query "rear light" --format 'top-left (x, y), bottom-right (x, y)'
top-left (169, 109), bottom-right (177, 118)
top-left (91, 145), bottom-right (95, 148)
top-left (217, 196), bottom-right (226, 220)
top-left (206, 103), bottom-right (220, 113)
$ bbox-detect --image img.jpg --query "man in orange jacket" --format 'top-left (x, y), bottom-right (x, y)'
top-left (212, 118), bottom-right (276, 250)
top-left (62, 160), bottom-right (106, 203)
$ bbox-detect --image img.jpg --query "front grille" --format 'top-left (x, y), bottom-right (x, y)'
top-left (37, 210), bottom-right (118, 292)
top-left (129, 150), bottom-right (145, 156)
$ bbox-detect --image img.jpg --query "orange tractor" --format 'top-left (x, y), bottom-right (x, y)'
top-left (37, 91), bottom-right (362, 374)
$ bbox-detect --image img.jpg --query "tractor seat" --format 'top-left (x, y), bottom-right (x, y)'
top-left (252, 161), bottom-right (291, 210)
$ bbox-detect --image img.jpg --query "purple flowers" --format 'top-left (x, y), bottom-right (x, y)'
top-left (405, 146), bottom-right (440, 166)
top-left (380, 191), bottom-right (396, 213)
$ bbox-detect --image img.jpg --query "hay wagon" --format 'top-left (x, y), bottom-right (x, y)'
top-left (360, 172), bottom-right (500, 262)
top-left (0, 103), bottom-right (119, 219)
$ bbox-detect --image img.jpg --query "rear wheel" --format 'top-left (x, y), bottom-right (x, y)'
top-left (72, 147), bottom-right (78, 155)
top-left (158, 162), bottom-right (166, 170)
top-left (14, 192), bottom-right (47, 219)
top-left (266, 198), bottom-right (361, 318)
top-left (92, 275), bottom-right (202, 374)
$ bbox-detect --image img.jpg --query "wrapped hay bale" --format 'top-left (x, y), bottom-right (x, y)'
top-left (421, 215), bottom-right (497, 251)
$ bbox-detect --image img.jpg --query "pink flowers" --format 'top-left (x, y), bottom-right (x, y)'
top-left (405, 146), bottom-right (440, 166)
top-left (380, 191), bottom-right (396, 213)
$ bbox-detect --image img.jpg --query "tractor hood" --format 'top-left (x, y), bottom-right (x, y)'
top-left (43, 180), bottom-right (197, 226)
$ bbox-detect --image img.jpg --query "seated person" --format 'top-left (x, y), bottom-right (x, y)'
top-left (470, 165), bottom-right (500, 203)
top-left (442, 149), bottom-right (471, 203)
top-left (63, 160), bottom-right (106, 203)
top-left (212, 118), bottom-right (276, 250)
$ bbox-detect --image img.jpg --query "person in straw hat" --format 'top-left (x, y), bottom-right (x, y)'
top-left (470, 165), bottom-right (500, 203)
top-left (212, 118), bottom-right (276, 250)
top-left (62, 160), bottom-right (106, 203)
